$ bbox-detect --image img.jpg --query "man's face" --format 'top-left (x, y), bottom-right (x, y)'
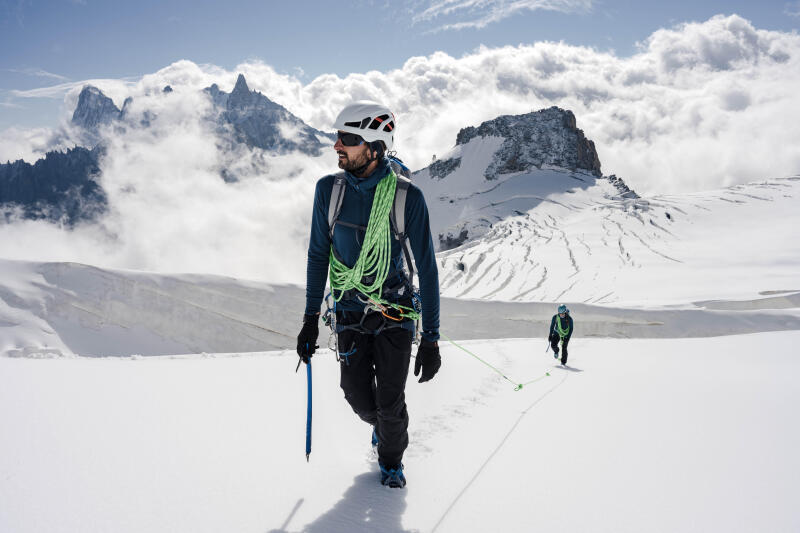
top-left (334, 131), bottom-right (371, 172)
top-left (559, 312), bottom-right (566, 318)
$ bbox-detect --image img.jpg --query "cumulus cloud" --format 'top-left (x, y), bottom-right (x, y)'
top-left (0, 126), bottom-right (60, 162)
top-left (413, 0), bottom-right (593, 31)
top-left (1, 15), bottom-right (798, 282)
top-left (1, 82), bottom-right (332, 283)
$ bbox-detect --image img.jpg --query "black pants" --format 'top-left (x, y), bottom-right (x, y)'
top-left (337, 312), bottom-right (413, 467)
top-left (549, 333), bottom-right (569, 365)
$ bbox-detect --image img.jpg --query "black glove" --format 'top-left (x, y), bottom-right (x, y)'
top-left (296, 314), bottom-right (319, 364)
top-left (414, 339), bottom-right (441, 383)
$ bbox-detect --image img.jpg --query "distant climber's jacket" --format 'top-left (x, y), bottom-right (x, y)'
top-left (549, 313), bottom-right (573, 341)
top-left (304, 157), bottom-right (440, 342)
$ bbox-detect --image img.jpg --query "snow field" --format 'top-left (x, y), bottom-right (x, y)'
top-left (2, 332), bottom-right (799, 532)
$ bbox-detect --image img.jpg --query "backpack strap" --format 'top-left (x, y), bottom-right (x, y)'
top-left (390, 173), bottom-right (415, 282)
top-left (327, 161), bottom-right (417, 282)
top-left (388, 158), bottom-right (415, 283)
top-left (328, 172), bottom-right (347, 240)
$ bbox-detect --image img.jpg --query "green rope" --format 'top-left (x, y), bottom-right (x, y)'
top-left (555, 315), bottom-right (570, 339)
top-left (328, 169), bottom-right (419, 320)
top-left (441, 333), bottom-right (550, 391)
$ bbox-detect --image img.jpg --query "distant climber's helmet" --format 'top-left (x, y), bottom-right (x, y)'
top-left (558, 304), bottom-right (568, 314)
top-left (333, 101), bottom-right (395, 152)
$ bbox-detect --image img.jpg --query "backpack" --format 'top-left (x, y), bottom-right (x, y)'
top-left (326, 157), bottom-right (416, 283)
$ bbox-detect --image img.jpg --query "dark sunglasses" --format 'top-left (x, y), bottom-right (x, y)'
top-left (336, 131), bottom-right (365, 146)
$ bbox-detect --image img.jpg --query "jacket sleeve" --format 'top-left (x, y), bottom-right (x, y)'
top-left (304, 177), bottom-right (332, 316)
top-left (549, 315), bottom-right (556, 337)
top-left (565, 316), bottom-right (573, 341)
top-left (405, 185), bottom-right (440, 342)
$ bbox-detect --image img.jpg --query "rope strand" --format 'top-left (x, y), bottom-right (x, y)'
top-left (441, 333), bottom-right (550, 391)
top-left (328, 169), bottom-right (420, 320)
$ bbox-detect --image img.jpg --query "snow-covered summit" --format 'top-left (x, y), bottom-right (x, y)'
top-left (414, 107), bottom-right (623, 250)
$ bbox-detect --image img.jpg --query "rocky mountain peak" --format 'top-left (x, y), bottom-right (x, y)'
top-left (203, 73), bottom-right (331, 157)
top-left (456, 106), bottom-right (602, 178)
top-left (229, 74), bottom-right (253, 108)
top-left (71, 85), bottom-right (121, 131)
top-left (233, 73), bottom-right (249, 93)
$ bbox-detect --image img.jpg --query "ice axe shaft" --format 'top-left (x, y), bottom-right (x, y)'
top-left (305, 361), bottom-right (312, 461)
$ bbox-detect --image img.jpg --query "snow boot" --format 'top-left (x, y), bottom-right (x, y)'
top-left (379, 462), bottom-right (406, 488)
top-left (553, 349), bottom-right (559, 359)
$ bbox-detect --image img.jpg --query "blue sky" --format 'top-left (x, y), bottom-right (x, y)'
top-left (1, 0), bottom-right (798, 130)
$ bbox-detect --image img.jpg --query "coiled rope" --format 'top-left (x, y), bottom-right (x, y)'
top-left (328, 169), bottom-right (419, 320)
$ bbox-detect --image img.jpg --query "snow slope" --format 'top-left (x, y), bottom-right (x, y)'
top-left (414, 130), bottom-right (800, 305)
top-left (3, 259), bottom-right (800, 357)
top-left (2, 332), bottom-right (798, 532)
top-left (432, 175), bottom-right (800, 305)
top-left (414, 121), bottom-right (800, 306)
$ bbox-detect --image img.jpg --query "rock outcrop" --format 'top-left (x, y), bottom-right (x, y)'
top-left (455, 106), bottom-right (602, 178)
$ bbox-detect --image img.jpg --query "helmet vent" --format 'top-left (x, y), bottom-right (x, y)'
top-left (344, 121), bottom-right (362, 128)
top-left (368, 114), bottom-right (390, 130)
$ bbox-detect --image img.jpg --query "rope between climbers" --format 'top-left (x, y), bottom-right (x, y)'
top-left (440, 333), bottom-right (549, 391)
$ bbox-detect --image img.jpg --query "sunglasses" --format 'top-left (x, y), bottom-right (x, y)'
top-left (336, 131), bottom-right (365, 147)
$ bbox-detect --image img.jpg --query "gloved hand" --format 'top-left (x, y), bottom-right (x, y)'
top-left (296, 314), bottom-right (319, 364)
top-left (414, 338), bottom-right (441, 383)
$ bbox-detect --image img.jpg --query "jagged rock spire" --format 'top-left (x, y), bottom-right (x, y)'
top-left (71, 86), bottom-right (121, 130)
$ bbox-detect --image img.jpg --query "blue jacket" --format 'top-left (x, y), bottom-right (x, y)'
top-left (549, 313), bottom-right (573, 341)
top-left (304, 157), bottom-right (440, 342)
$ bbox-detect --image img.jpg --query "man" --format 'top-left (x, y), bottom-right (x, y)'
top-left (549, 304), bottom-right (573, 366)
top-left (296, 101), bottom-right (441, 489)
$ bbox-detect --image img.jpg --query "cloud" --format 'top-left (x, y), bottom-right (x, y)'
top-left (1, 15), bottom-right (798, 283)
top-left (413, 0), bottom-right (593, 31)
top-left (785, 1), bottom-right (800, 17)
top-left (11, 77), bottom-right (137, 100)
top-left (4, 16), bottom-right (798, 195)
top-left (0, 126), bottom-right (57, 162)
top-left (1, 85), bottom-right (332, 283)
top-left (5, 68), bottom-right (70, 82)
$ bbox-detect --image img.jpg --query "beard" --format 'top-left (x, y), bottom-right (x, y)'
top-left (337, 147), bottom-right (371, 173)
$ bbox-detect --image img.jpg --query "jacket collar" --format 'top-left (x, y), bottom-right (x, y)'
top-left (343, 157), bottom-right (391, 193)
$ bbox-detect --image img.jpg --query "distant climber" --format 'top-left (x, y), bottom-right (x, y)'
top-left (549, 304), bottom-right (573, 366)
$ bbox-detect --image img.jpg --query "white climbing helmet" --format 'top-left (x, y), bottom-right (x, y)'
top-left (333, 101), bottom-right (395, 152)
